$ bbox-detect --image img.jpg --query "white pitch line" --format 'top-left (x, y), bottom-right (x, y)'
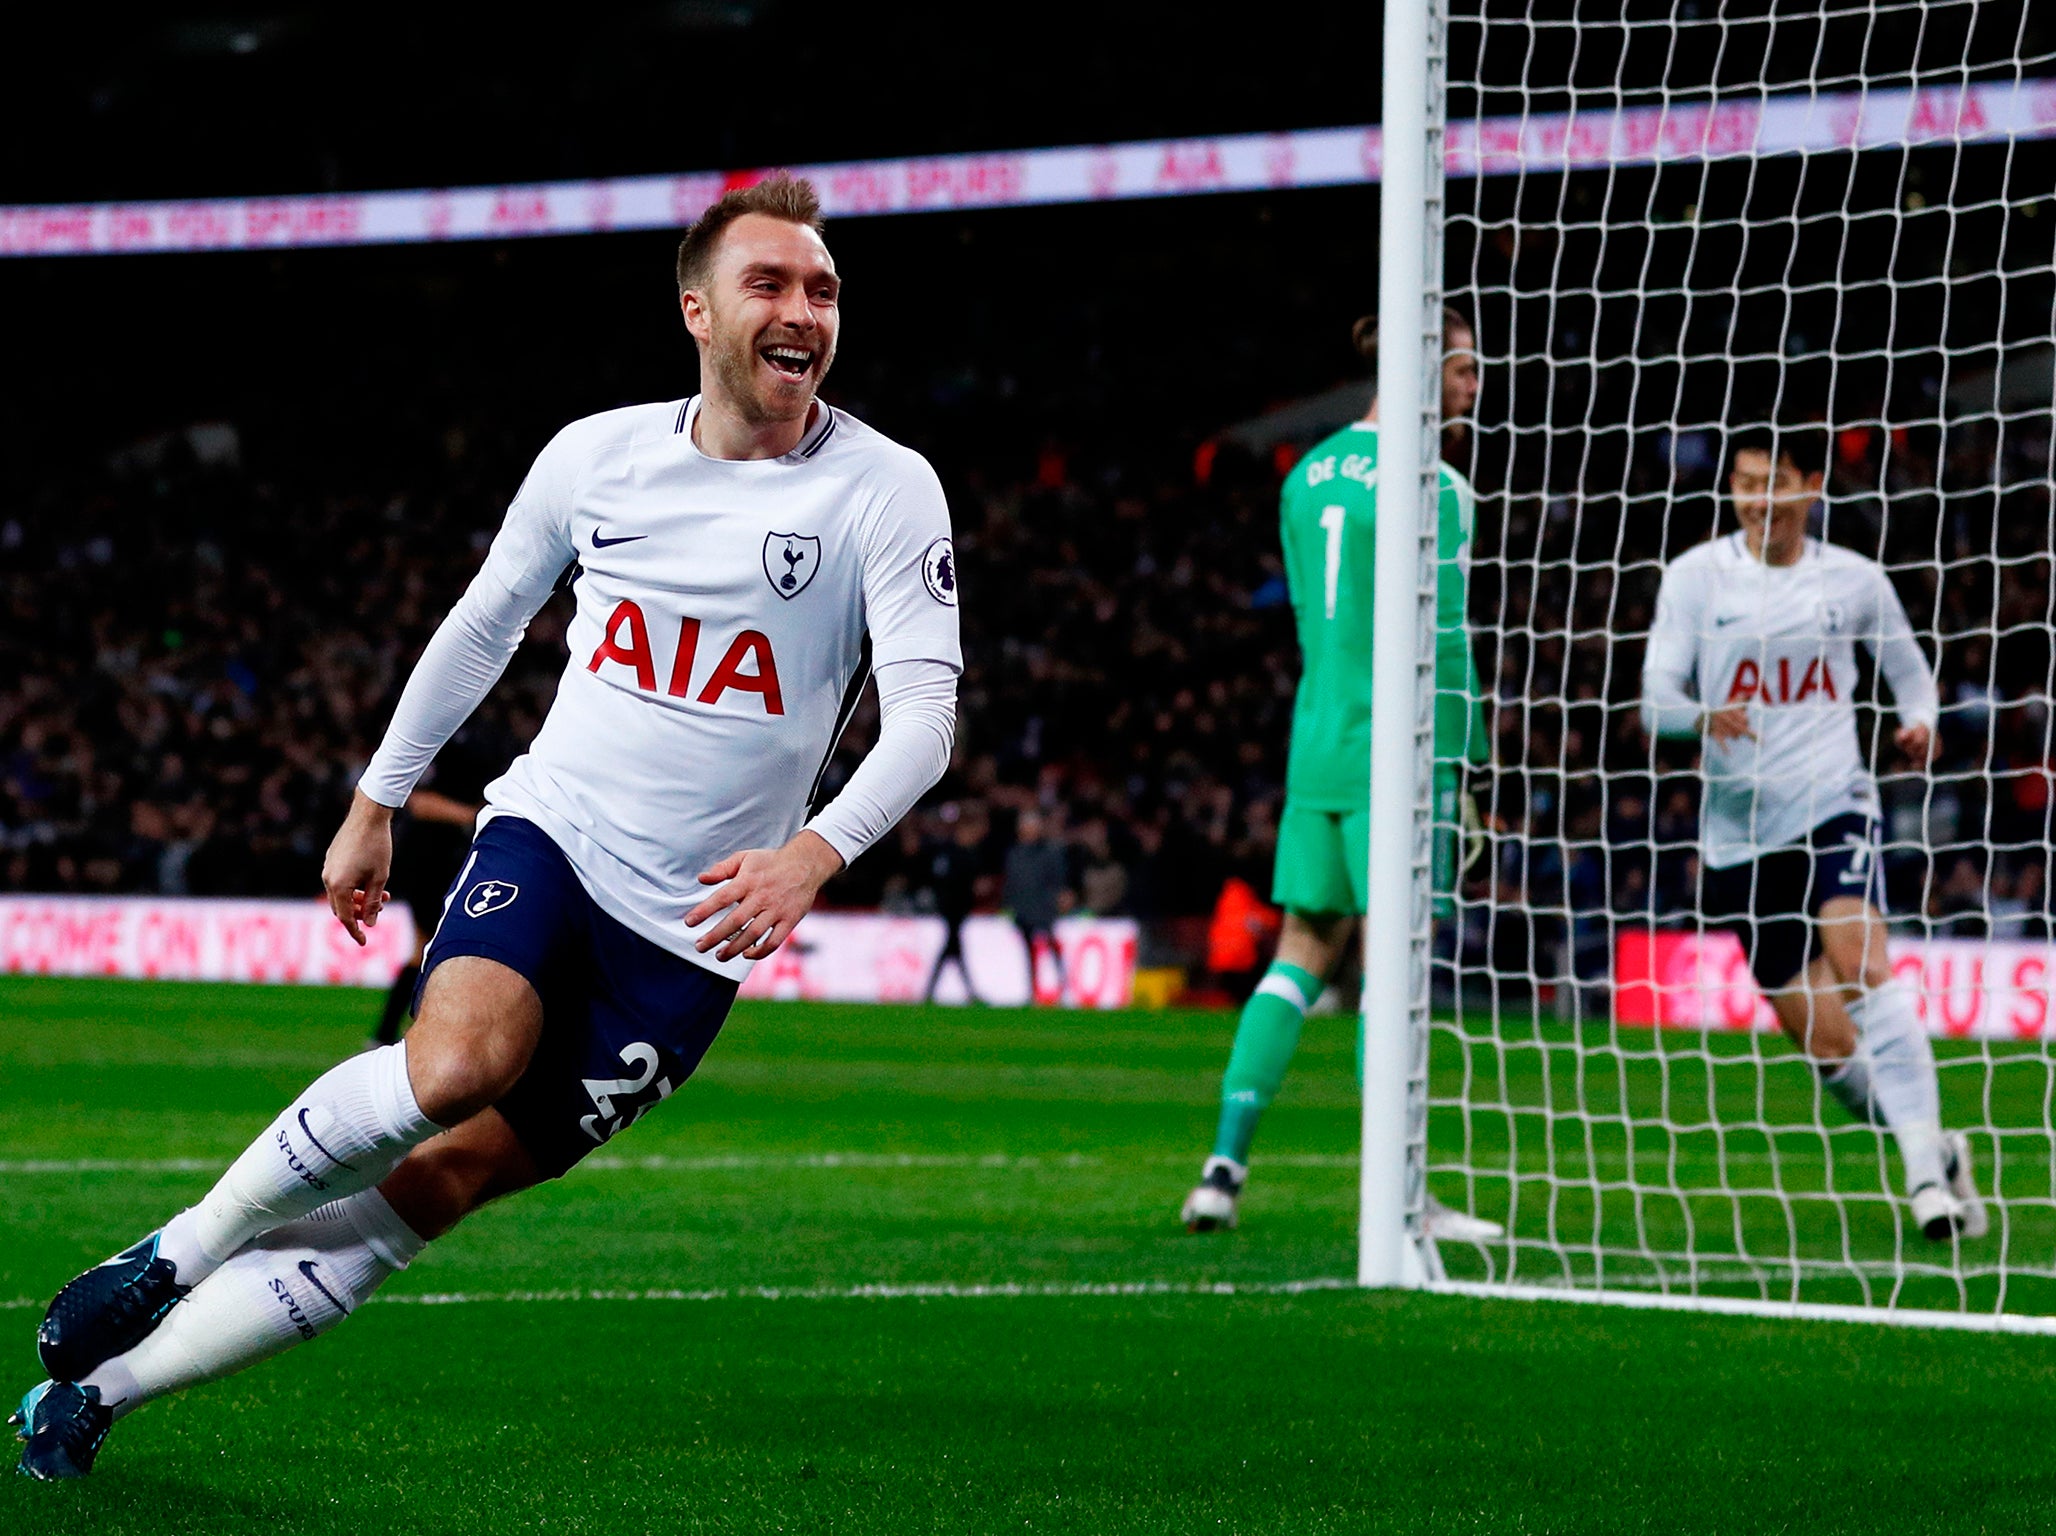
top-left (377, 1277), bottom-right (1363, 1305)
top-left (1431, 1280), bottom-right (2056, 1336)
top-left (0, 1152), bottom-right (1114, 1175)
top-left (10, 1275), bottom-right (2050, 1334)
top-left (0, 1158), bottom-right (222, 1174)
top-left (0, 1151), bottom-right (1374, 1175)
top-left (0, 1149), bottom-right (1922, 1176)
top-left (0, 1278), bottom-right (1356, 1312)
top-left (17, 1146), bottom-right (1942, 1178)
top-left (580, 1152), bottom-right (1106, 1172)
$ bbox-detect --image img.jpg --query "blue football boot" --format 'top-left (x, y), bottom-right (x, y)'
top-left (37, 1233), bottom-right (189, 1382)
top-left (12, 1380), bottom-right (113, 1480)
top-left (7, 1380), bottom-right (42, 1441)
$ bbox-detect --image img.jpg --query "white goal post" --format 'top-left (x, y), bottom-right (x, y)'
top-left (1367, 0), bottom-right (2056, 1328)
top-left (1361, 0), bottom-right (1449, 1288)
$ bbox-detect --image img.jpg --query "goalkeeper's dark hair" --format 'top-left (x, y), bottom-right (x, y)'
top-left (675, 173), bottom-right (825, 295)
top-left (1351, 305), bottom-right (1475, 376)
top-left (1726, 421), bottom-right (1830, 481)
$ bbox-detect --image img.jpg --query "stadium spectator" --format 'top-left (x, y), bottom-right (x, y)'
top-left (921, 804), bottom-right (991, 1004)
top-left (1203, 875), bottom-right (1279, 1003)
top-left (1001, 810), bottom-right (1069, 1001)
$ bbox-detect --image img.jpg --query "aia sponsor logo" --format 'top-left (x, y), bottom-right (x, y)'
top-left (1725, 656), bottom-right (1838, 704)
top-left (1264, 135), bottom-right (1296, 187)
top-left (588, 602), bottom-right (785, 714)
top-left (1087, 148), bottom-right (1120, 200)
top-left (1155, 143), bottom-right (1225, 191)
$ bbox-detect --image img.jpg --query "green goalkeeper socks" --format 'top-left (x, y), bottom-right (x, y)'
top-left (1210, 962), bottom-right (1324, 1165)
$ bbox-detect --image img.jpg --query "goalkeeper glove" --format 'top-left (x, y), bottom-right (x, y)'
top-left (1460, 785), bottom-right (1490, 877)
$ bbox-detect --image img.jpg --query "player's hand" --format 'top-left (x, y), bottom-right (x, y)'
top-left (1702, 705), bottom-right (1756, 744)
top-left (322, 789), bottom-right (396, 948)
top-left (1895, 722), bottom-right (1935, 763)
top-left (687, 830), bottom-right (846, 962)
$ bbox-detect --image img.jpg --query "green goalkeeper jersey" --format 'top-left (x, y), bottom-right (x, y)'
top-left (1280, 421), bottom-right (1487, 812)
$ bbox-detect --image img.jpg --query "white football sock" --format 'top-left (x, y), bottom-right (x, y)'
top-left (1844, 980), bottom-right (1947, 1195)
top-left (1200, 1155), bottom-right (1249, 1185)
top-left (156, 1042), bottom-right (437, 1285)
top-left (84, 1189), bottom-right (425, 1421)
top-left (1819, 1053), bottom-right (1882, 1126)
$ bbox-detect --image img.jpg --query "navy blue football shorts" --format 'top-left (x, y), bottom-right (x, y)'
top-left (1698, 812), bottom-right (1885, 993)
top-left (415, 814), bottom-right (737, 1179)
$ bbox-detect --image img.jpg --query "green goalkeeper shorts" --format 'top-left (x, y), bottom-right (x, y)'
top-left (1271, 766), bottom-right (1461, 920)
top-left (1272, 803), bottom-right (1371, 917)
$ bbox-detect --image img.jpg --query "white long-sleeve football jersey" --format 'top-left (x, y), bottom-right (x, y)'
top-left (1641, 531), bottom-right (1937, 869)
top-left (360, 396), bottom-right (963, 978)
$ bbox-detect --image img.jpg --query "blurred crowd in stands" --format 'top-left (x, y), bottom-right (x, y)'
top-left (6, 362), bottom-right (2053, 1000)
top-left (0, 410), bottom-right (1298, 935)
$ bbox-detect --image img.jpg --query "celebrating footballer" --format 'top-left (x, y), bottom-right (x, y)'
top-left (16, 174), bottom-right (963, 1477)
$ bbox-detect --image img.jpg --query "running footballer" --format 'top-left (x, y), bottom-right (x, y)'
top-left (16, 175), bottom-right (963, 1478)
top-left (1641, 422), bottom-right (1984, 1243)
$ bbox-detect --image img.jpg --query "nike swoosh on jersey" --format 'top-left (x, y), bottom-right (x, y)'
top-left (591, 530), bottom-right (648, 549)
top-left (1713, 613), bottom-right (1745, 626)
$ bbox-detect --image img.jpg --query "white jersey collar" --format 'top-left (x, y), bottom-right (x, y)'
top-left (1723, 530), bottom-right (1818, 568)
top-left (676, 395), bottom-right (838, 464)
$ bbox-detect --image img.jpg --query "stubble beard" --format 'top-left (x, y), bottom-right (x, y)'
top-left (708, 322), bottom-right (828, 428)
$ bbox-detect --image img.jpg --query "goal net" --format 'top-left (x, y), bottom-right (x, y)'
top-left (1420, 0), bottom-right (2056, 1322)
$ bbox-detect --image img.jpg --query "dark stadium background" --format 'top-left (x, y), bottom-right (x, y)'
top-left (4, 1), bottom-right (2054, 999)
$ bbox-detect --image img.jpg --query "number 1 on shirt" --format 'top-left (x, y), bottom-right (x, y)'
top-left (1320, 503), bottom-right (1346, 620)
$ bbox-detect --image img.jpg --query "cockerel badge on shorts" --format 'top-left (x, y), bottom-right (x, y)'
top-left (462, 879), bottom-right (519, 918)
top-left (763, 532), bottom-right (821, 600)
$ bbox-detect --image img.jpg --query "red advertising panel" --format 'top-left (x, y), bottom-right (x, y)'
top-left (1615, 929), bottom-right (2056, 1040)
top-left (0, 897), bottom-right (1137, 1008)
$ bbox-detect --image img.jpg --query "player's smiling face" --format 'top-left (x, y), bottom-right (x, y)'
top-left (1730, 448), bottom-right (1820, 563)
top-left (685, 212), bottom-right (840, 429)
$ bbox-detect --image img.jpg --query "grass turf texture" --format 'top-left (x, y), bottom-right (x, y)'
top-left (0, 976), bottom-right (2051, 1533)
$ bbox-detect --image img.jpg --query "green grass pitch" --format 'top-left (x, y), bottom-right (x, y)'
top-left (3, 975), bottom-right (2054, 1533)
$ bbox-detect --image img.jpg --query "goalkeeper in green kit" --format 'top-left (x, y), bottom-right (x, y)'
top-left (1183, 308), bottom-right (1502, 1241)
